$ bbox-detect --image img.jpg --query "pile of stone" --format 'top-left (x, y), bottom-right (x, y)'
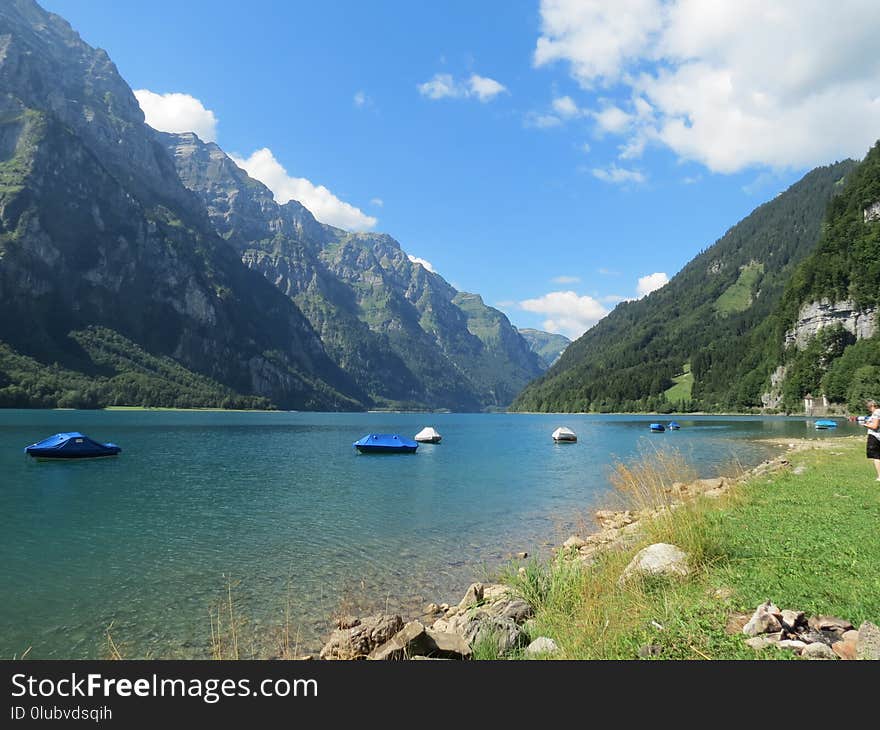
top-left (740, 600), bottom-right (880, 660)
top-left (320, 582), bottom-right (556, 660)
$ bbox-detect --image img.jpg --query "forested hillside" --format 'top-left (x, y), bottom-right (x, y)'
top-left (512, 159), bottom-right (857, 413)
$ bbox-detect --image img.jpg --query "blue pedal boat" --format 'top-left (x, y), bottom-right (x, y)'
top-left (354, 433), bottom-right (418, 454)
top-left (24, 432), bottom-right (121, 459)
top-left (668, 421), bottom-right (681, 430)
top-left (649, 423), bottom-right (666, 432)
top-left (814, 419), bottom-right (837, 430)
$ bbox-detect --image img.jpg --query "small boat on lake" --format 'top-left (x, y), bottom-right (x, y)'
top-left (668, 421), bottom-right (681, 430)
top-left (354, 434), bottom-right (418, 454)
top-left (414, 426), bottom-right (442, 444)
top-left (24, 432), bottom-right (121, 460)
top-left (814, 419), bottom-right (838, 430)
top-left (650, 423), bottom-right (665, 432)
top-left (552, 426), bottom-right (577, 442)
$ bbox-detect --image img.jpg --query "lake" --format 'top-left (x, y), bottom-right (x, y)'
top-left (0, 410), bottom-right (859, 658)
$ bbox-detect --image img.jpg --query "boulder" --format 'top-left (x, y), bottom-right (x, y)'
top-left (460, 615), bottom-right (524, 656)
top-left (619, 543), bottom-right (690, 585)
top-left (514, 552), bottom-right (529, 560)
top-left (490, 598), bottom-right (533, 624)
top-left (777, 639), bottom-right (807, 653)
top-left (524, 637), bottom-right (559, 657)
top-left (563, 535), bottom-right (587, 550)
top-left (832, 631), bottom-right (859, 660)
top-left (368, 621), bottom-right (473, 660)
top-left (807, 615), bottom-right (853, 634)
top-left (742, 601), bottom-right (782, 637)
top-left (320, 613), bottom-right (404, 660)
top-left (802, 642), bottom-right (837, 660)
top-left (780, 610), bottom-right (806, 631)
top-left (458, 582), bottom-right (484, 609)
top-left (857, 621), bottom-right (880, 660)
top-left (481, 583), bottom-right (510, 603)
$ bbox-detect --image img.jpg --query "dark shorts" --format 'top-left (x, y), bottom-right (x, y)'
top-left (868, 435), bottom-right (880, 460)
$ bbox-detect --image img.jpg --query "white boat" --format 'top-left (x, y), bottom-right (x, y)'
top-left (552, 426), bottom-right (577, 442)
top-left (414, 426), bottom-right (442, 443)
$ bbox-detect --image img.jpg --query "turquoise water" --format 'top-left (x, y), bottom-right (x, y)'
top-left (0, 410), bottom-right (859, 658)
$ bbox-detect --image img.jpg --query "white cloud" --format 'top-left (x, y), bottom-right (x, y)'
top-left (134, 89), bottom-right (218, 142)
top-left (370, 197), bottom-right (384, 207)
top-left (598, 267), bottom-right (619, 276)
top-left (468, 74), bottom-right (508, 101)
top-left (520, 290), bottom-right (609, 338)
top-left (552, 95), bottom-right (581, 118)
top-left (636, 272), bottom-right (669, 298)
top-left (592, 164), bottom-right (646, 184)
top-left (534, 0), bottom-right (880, 172)
top-left (418, 73), bottom-right (459, 100)
top-left (525, 112), bottom-right (563, 129)
top-left (552, 275), bottom-right (581, 284)
top-left (353, 90), bottom-right (373, 108)
top-left (407, 255), bottom-right (435, 273)
top-left (231, 148), bottom-right (377, 232)
top-left (593, 105), bottom-right (633, 134)
top-left (418, 73), bottom-right (508, 102)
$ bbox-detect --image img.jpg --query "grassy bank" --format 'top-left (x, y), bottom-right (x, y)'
top-left (498, 436), bottom-right (880, 659)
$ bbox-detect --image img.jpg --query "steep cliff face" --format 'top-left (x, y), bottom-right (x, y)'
top-left (0, 0), bottom-right (363, 409)
top-left (162, 131), bottom-right (542, 409)
top-left (784, 300), bottom-right (877, 349)
top-left (765, 140), bottom-right (880, 412)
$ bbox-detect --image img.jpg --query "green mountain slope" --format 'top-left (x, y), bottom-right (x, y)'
top-left (0, 0), bottom-right (364, 410)
top-left (512, 159), bottom-right (857, 413)
top-left (517, 329), bottom-right (570, 369)
top-left (162, 131), bottom-right (543, 410)
top-left (765, 141), bottom-right (880, 412)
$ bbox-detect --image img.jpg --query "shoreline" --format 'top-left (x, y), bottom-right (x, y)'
top-left (314, 433), bottom-right (861, 660)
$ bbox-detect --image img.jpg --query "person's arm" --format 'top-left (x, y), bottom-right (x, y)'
top-left (867, 411), bottom-right (880, 430)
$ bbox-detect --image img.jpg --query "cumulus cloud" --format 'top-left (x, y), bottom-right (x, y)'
top-left (407, 255), bottom-right (435, 273)
top-left (552, 95), bottom-right (581, 118)
top-left (520, 290), bottom-right (609, 338)
top-left (231, 148), bottom-right (377, 231)
top-left (418, 73), bottom-right (508, 102)
top-left (468, 74), bottom-right (508, 101)
top-left (134, 89), bottom-right (218, 142)
top-left (534, 0), bottom-right (880, 172)
top-left (636, 272), bottom-right (669, 298)
top-left (592, 164), bottom-right (646, 184)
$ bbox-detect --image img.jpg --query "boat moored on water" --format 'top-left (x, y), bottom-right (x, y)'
top-left (353, 434), bottom-right (418, 454)
top-left (668, 421), bottom-right (681, 430)
top-left (414, 426), bottom-right (442, 444)
top-left (650, 423), bottom-right (665, 432)
top-left (814, 419), bottom-right (838, 430)
top-left (552, 426), bottom-right (577, 442)
top-left (24, 432), bottom-right (121, 459)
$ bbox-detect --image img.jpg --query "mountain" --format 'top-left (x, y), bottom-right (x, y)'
top-left (512, 159), bottom-right (858, 413)
top-left (0, 0), bottom-right (367, 410)
top-left (518, 329), bottom-right (570, 369)
top-left (161, 131), bottom-right (543, 410)
top-left (760, 141), bottom-right (880, 412)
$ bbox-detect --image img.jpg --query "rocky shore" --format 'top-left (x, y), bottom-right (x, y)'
top-left (314, 438), bottom-right (878, 660)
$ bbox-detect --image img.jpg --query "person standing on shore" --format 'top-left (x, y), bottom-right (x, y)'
top-left (863, 399), bottom-right (880, 481)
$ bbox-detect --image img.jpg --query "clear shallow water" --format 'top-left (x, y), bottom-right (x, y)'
top-left (0, 410), bottom-right (859, 658)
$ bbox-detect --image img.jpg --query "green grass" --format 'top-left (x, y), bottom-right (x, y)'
top-left (715, 261), bottom-right (764, 315)
top-left (498, 437), bottom-right (880, 659)
top-left (664, 362), bottom-right (693, 403)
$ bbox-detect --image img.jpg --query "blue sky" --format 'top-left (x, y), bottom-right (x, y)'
top-left (41, 0), bottom-right (880, 338)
